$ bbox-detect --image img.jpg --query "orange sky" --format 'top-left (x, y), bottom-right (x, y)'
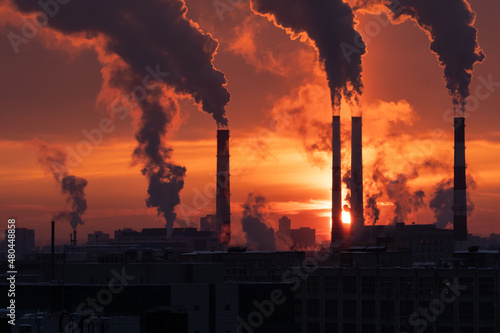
top-left (0, 0), bottom-right (499, 246)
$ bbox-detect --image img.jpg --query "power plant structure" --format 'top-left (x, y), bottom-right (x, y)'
top-left (454, 116), bottom-right (468, 241)
top-left (330, 113), bottom-right (468, 245)
top-left (331, 115), bottom-right (365, 245)
top-left (216, 128), bottom-right (231, 246)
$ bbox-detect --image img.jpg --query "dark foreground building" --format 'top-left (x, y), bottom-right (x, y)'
top-left (2, 248), bottom-right (500, 332)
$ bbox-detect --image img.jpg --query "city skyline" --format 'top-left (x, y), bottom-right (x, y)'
top-left (0, 0), bottom-right (499, 246)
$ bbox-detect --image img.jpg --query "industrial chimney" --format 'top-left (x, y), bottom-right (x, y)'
top-left (51, 221), bottom-right (55, 281)
top-left (350, 116), bottom-right (364, 240)
top-left (454, 117), bottom-right (467, 241)
top-left (216, 129), bottom-right (231, 246)
top-left (331, 115), bottom-right (343, 243)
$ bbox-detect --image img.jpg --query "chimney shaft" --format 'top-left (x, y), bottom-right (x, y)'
top-left (331, 115), bottom-right (343, 243)
top-left (351, 116), bottom-right (364, 239)
top-left (216, 129), bottom-right (231, 246)
top-left (51, 221), bottom-right (55, 281)
top-left (454, 117), bottom-right (467, 241)
top-left (73, 229), bottom-right (77, 246)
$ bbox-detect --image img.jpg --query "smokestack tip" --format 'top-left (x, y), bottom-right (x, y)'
top-left (217, 122), bottom-right (229, 130)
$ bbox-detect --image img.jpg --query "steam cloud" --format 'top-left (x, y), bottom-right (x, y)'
top-left (250, 0), bottom-right (365, 111)
top-left (370, 159), bottom-right (446, 223)
top-left (375, 170), bottom-right (425, 223)
top-left (241, 193), bottom-right (277, 251)
top-left (14, 0), bottom-right (230, 232)
top-left (430, 175), bottom-right (477, 228)
top-left (34, 140), bottom-right (87, 229)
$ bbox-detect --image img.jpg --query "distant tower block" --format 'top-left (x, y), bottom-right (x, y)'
top-left (216, 129), bottom-right (231, 245)
top-left (350, 116), bottom-right (364, 239)
top-left (454, 117), bottom-right (467, 241)
top-left (331, 115), bottom-right (343, 243)
top-left (279, 216), bottom-right (291, 235)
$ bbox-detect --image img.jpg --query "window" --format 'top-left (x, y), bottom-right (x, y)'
top-left (307, 276), bottom-right (321, 294)
top-left (361, 300), bottom-right (375, 319)
top-left (479, 302), bottom-right (495, 321)
top-left (459, 302), bottom-right (474, 321)
top-left (325, 276), bottom-right (338, 294)
top-left (324, 300), bottom-right (338, 320)
top-left (307, 323), bottom-right (320, 332)
top-left (381, 301), bottom-right (394, 318)
top-left (324, 323), bottom-right (338, 333)
top-left (459, 277), bottom-right (474, 296)
top-left (295, 299), bottom-right (302, 317)
top-left (343, 278), bottom-right (357, 294)
top-left (307, 300), bottom-right (320, 318)
top-left (479, 278), bottom-right (495, 295)
top-left (361, 277), bottom-right (375, 294)
top-left (418, 277), bottom-right (434, 296)
top-left (343, 300), bottom-right (357, 319)
top-left (380, 277), bottom-right (394, 295)
top-left (399, 277), bottom-right (414, 295)
top-left (225, 304), bottom-right (231, 311)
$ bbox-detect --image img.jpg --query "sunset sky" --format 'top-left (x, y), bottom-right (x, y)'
top-left (1, 0), bottom-right (499, 246)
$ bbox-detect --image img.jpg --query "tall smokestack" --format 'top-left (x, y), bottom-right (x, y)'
top-left (216, 129), bottom-right (231, 246)
top-left (51, 221), bottom-right (55, 281)
top-left (73, 229), bottom-right (77, 246)
top-left (351, 116), bottom-right (364, 239)
top-left (454, 117), bottom-right (467, 241)
top-left (331, 116), bottom-right (343, 243)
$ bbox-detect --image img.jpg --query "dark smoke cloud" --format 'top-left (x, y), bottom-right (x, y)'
top-left (34, 140), bottom-right (87, 229)
top-left (132, 94), bottom-right (186, 233)
top-left (14, 0), bottom-right (231, 231)
top-left (366, 192), bottom-right (382, 225)
top-left (357, 0), bottom-right (485, 111)
top-left (14, 0), bottom-right (230, 125)
top-left (370, 158), bottom-right (446, 223)
top-left (385, 172), bottom-right (425, 223)
top-left (305, 120), bottom-right (332, 155)
top-left (250, 0), bottom-right (365, 110)
top-left (241, 193), bottom-right (276, 251)
top-left (430, 175), bottom-right (477, 228)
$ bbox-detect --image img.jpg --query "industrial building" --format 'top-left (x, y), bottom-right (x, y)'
top-left (0, 95), bottom-right (487, 333)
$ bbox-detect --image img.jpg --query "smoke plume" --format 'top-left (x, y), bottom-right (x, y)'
top-left (250, 0), bottom-right (365, 111)
top-left (366, 192), bottom-right (382, 225)
top-left (430, 175), bottom-right (477, 228)
top-left (13, 0), bottom-right (230, 232)
top-left (342, 170), bottom-right (352, 212)
top-left (370, 158), bottom-right (447, 223)
top-left (385, 172), bottom-right (425, 223)
top-left (132, 94), bottom-right (186, 233)
top-left (14, 0), bottom-right (230, 125)
top-left (34, 140), bottom-right (87, 229)
top-left (241, 193), bottom-right (276, 251)
top-left (356, 0), bottom-right (485, 112)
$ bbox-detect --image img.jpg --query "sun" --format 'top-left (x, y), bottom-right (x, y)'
top-left (342, 211), bottom-right (351, 224)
